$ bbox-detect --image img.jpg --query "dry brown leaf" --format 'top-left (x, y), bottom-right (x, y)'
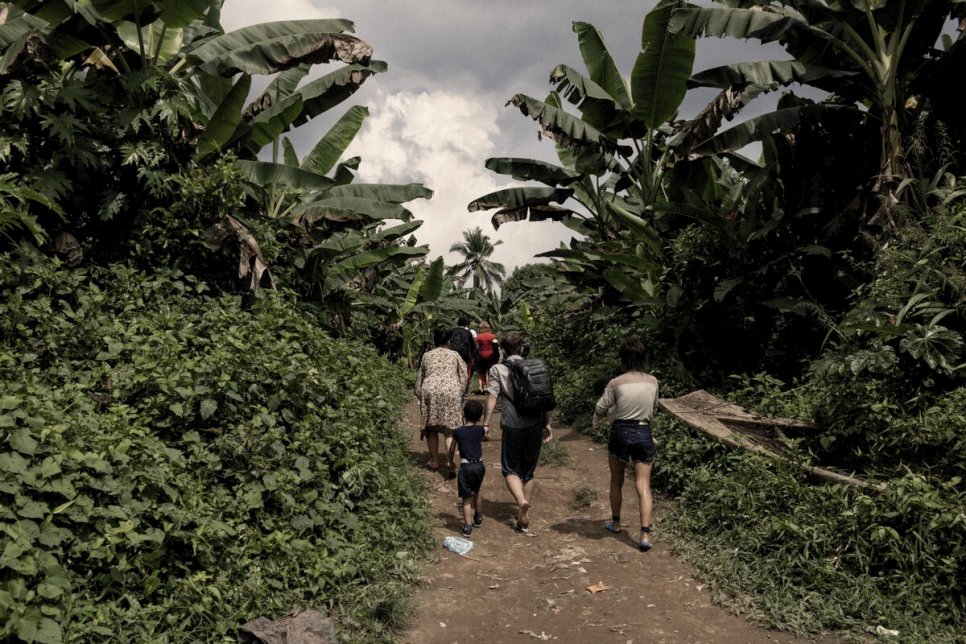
top-left (586, 581), bottom-right (610, 594)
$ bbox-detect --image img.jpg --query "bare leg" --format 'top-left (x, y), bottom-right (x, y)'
top-left (609, 454), bottom-right (626, 521)
top-left (426, 431), bottom-right (439, 467)
top-left (634, 461), bottom-right (653, 530)
top-left (505, 474), bottom-right (531, 527)
top-left (444, 433), bottom-right (456, 473)
top-left (462, 498), bottom-right (474, 526)
top-left (473, 490), bottom-right (483, 515)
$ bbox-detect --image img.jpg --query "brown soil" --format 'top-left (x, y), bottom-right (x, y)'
top-left (398, 398), bottom-right (845, 644)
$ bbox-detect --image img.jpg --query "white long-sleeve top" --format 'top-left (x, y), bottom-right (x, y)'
top-left (595, 371), bottom-right (659, 422)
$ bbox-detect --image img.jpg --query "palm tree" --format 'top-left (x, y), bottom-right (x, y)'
top-left (448, 227), bottom-right (506, 291)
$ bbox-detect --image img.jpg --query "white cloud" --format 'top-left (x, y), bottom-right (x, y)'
top-left (349, 89), bottom-right (574, 273)
top-left (220, 0), bottom-right (339, 32)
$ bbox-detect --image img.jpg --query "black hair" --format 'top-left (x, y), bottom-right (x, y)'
top-left (463, 399), bottom-right (484, 423)
top-left (457, 315), bottom-right (470, 327)
top-left (618, 336), bottom-right (647, 372)
top-left (433, 326), bottom-right (452, 347)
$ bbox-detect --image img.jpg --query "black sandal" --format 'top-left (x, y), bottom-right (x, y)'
top-left (638, 526), bottom-right (652, 552)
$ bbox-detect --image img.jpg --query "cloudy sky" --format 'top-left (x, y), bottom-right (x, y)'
top-left (220, 1), bottom-right (784, 273)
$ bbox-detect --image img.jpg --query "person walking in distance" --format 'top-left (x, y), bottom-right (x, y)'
top-left (449, 316), bottom-right (477, 395)
top-left (593, 336), bottom-right (659, 551)
top-left (482, 332), bottom-right (553, 532)
top-left (474, 321), bottom-right (499, 394)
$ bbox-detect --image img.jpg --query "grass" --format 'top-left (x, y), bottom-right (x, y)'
top-left (571, 484), bottom-right (599, 511)
top-left (538, 438), bottom-right (570, 466)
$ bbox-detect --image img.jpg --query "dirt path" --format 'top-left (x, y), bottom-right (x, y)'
top-left (398, 398), bottom-right (842, 644)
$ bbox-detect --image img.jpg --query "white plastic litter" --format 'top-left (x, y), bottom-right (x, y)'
top-left (442, 536), bottom-right (474, 555)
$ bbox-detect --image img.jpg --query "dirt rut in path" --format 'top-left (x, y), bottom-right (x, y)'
top-left (399, 399), bottom-right (843, 644)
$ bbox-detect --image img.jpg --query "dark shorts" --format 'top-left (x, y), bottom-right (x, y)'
top-left (608, 421), bottom-right (656, 464)
top-left (501, 420), bottom-right (544, 482)
top-left (458, 461), bottom-right (485, 498)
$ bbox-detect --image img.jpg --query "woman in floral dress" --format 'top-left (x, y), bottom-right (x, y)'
top-left (416, 326), bottom-right (467, 475)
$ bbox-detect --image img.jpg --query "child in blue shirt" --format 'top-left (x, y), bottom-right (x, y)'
top-left (448, 399), bottom-right (487, 536)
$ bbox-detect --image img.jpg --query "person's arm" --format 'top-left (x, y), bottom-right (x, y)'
top-left (483, 394), bottom-right (497, 437)
top-left (592, 383), bottom-right (615, 432)
top-left (414, 357), bottom-right (425, 396)
top-left (542, 411), bottom-right (553, 443)
top-left (448, 433), bottom-right (459, 466)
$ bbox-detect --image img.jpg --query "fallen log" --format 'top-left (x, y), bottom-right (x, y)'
top-left (658, 390), bottom-right (885, 494)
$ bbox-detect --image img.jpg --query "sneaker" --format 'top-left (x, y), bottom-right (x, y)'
top-left (473, 512), bottom-right (484, 527)
top-left (460, 524), bottom-right (473, 537)
top-left (604, 521), bottom-right (621, 534)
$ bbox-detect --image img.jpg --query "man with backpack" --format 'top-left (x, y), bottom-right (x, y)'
top-left (482, 332), bottom-right (554, 533)
top-left (449, 316), bottom-right (477, 394)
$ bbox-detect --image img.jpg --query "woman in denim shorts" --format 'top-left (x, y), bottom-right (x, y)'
top-left (592, 337), bottom-right (659, 551)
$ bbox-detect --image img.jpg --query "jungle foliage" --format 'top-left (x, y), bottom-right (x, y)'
top-left (0, 1), bottom-right (443, 641)
top-left (489, 0), bottom-right (966, 639)
top-left (0, 249), bottom-right (429, 642)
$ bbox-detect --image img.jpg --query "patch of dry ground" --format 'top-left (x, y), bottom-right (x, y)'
top-left (398, 398), bottom-right (845, 644)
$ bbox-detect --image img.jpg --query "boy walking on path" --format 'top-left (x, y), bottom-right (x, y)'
top-left (482, 333), bottom-right (553, 532)
top-left (448, 400), bottom-right (487, 536)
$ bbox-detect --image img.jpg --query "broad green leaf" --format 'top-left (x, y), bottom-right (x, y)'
top-left (630, 0), bottom-right (695, 129)
top-left (160, 0), bottom-right (210, 28)
top-left (196, 74), bottom-right (251, 159)
top-left (325, 183), bottom-right (433, 204)
top-left (329, 246), bottom-right (426, 273)
top-left (420, 257), bottom-right (446, 302)
top-left (604, 268), bottom-right (656, 302)
top-left (296, 197), bottom-right (414, 222)
top-left (372, 221), bottom-right (422, 243)
top-left (693, 104), bottom-right (857, 155)
top-left (200, 399), bottom-right (218, 420)
top-left (573, 21), bottom-right (631, 109)
top-left (281, 137), bottom-right (300, 167)
top-left (234, 160), bottom-right (334, 191)
top-left (668, 7), bottom-right (809, 44)
top-left (507, 94), bottom-right (610, 149)
top-left (467, 187), bottom-right (574, 212)
top-left (189, 20), bottom-right (370, 76)
top-left (9, 429), bottom-right (37, 455)
top-left (399, 266), bottom-right (426, 318)
top-left (235, 63), bottom-right (385, 154)
top-left (688, 60), bottom-right (856, 92)
top-left (266, 64), bottom-right (311, 100)
top-left (301, 105), bottom-right (369, 176)
top-left (484, 158), bottom-right (582, 187)
top-left (116, 21), bottom-right (184, 63)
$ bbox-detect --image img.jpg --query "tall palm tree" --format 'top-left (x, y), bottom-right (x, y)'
top-left (448, 227), bottom-right (506, 291)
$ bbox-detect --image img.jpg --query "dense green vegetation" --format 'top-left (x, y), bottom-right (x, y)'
top-left (477, 1), bottom-right (966, 639)
top-left (2, 0), bottom-right (965, 641)
top-left (0, 250), bottom-right (428, 642)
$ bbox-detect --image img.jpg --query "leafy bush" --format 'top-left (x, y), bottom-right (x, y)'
top-left (656, 417), bottom-right (965, 640)
top-left (0, 250), bottom-right (430, 642)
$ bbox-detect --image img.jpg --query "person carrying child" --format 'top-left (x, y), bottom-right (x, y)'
top-left (448, 399), bottom-right (487, 536)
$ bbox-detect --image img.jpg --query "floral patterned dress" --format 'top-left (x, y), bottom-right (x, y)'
top-left (416, 347), bottom-right (466, 432)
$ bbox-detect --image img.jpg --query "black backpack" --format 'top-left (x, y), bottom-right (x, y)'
top-left (507, 358), bottom-right (556, 415)
top-left (449, 327), bottom-right (476, 363)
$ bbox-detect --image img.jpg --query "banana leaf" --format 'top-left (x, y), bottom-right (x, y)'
top-left (692, 103), bottom-right (857, 155)
top-left (507, 94), bottom-right (612, 150)
top-left (420, 257), bottom-right (446, 302)
top-left (572, 21), bottom-right (632, 109)
top-left (301, 105), bottom-right (369, 176)
top-left (688, 60), bottom-right (856, 92)
top-left (296, 197), bottom-right (415, 223)
top-left (325, 183), bottom-right (433, 203)
top-left (196, 74), bottom-right (251, 159)
top-left (234, 159), bottom-right (333, 191)
top-left (468, 187), bottom-right (574, 212)
top-left (630, 0), bottom-right (695, 130)
top-left (668, 7), bottom-right (808, 43)
top-left (483, 158), bottom-right (582, 187)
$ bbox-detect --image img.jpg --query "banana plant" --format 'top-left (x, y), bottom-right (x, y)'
top-left (467, 0), bottom-right (697, 305)
top-left (666, 0), bottom-right (966, 225)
